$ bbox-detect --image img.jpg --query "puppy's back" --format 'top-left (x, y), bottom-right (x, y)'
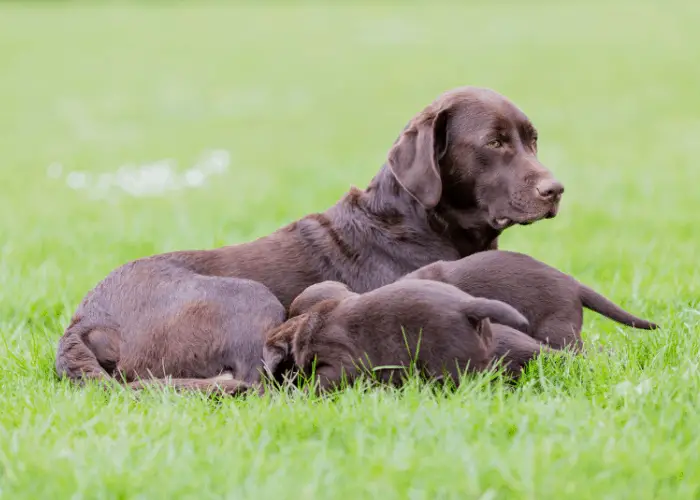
top-left (406, 250), bottom-right (577, 316)
top-left (339, 280), bottom-right (519, 366)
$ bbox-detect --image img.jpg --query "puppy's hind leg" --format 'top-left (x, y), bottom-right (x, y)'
top-left (535, 320), bottom-right (583, 352)
top-left (55, 327), bottom-right (118, 383)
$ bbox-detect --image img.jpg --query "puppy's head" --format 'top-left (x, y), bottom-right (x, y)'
top-left (387, 86), bottom-right (563, 234)
top-left (289, 281), bottom-right (356, 317)
top-left (262, 314), bottom-right (309, 382)
top-left (263, 294), bottom-right (346, 380)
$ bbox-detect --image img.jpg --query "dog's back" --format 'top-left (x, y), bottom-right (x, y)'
top-left (407, 251), bottom-right (576, 314)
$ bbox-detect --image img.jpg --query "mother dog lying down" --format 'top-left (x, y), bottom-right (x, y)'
top-left (56, 86), bottom-right (564, 390)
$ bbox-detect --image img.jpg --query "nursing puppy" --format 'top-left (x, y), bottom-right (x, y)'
top-left (404, 250), bottom-right (658, 350)
top-left (262, 280), bottom-right (529, 392)
top-left (57, 273), bottom-right (284, 392)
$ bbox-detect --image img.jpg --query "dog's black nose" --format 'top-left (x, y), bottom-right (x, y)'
top-left (535, 178), bottom-right (564, 200)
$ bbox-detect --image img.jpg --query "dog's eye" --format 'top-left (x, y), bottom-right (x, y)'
top-left (486, 140), bottom-right (502, 149)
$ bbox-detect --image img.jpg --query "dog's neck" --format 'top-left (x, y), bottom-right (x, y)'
top-left (323, 165), bottom-right (500, 291)
top-left (365, 165), bottom-right (499, 254)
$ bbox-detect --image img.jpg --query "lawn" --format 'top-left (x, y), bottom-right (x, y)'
top-left (1, 0), bottom-right (699, 498)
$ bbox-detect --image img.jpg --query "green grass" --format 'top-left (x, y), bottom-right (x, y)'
top-left (1, 0), bottom-right (699, 497)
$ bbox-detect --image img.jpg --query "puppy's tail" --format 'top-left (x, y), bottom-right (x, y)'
top-left (462, 298), bottom-right (529, 332)
top-left (127, 374), bottom-right (258, 396)
top-left (579, 285), bottom-right (658, 330)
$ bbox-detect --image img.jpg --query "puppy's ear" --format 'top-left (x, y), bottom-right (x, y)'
top-left (290, 311), bottom-right (327, 370)
top-left (387, 108), bottom-right (449, 209)
top-left (462, 298), bottom-right (529, 333)
top-left (262, 314), bottom-right (310, 378)
top-left (471, 317), bottom-right (493, 346)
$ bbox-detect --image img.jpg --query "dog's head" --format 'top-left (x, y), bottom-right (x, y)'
top-left (262, 314), bottom-right (308, 381)
top-left (289, 281), bottom-right (356, 318)
top-left (264, 282), bottom-right (352, 380)
top-left (387, 86), bottom-right (563, 232)
top-left (262, 298), bottom-right (343, 380)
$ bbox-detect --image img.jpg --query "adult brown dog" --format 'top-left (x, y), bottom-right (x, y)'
top-left (403, 250), bottom-right (658, 350)
top-left (56, 86), bottom-right (563, 389)
top-left (262, 280), bottom-right (529, 391)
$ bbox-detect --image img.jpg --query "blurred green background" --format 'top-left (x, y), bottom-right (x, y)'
top-left (0, 1), bottom-right (698, 498)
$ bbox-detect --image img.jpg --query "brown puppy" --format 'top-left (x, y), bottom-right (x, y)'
top-left (56, 272), bottom-right (284, 390)
top-left (57, 86), bottom-right (563, 388)
top-left (403, 250), bottom-right (658, 350)
top-left (262, 280), bottom-right (529, 391)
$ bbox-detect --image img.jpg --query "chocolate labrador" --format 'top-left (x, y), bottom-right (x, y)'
top-left (56, 86), bottom-right (563, 389)
top-left (262, 280), bottom-right (529, 391)
top-left (403, 250), bottom-right (658, 350)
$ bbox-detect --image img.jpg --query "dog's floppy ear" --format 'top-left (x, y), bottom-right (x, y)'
top-left (463, 298), bottom-right (529, 334)
top-left (262, 314), bottom-right (311, 378)
top-left (290, 310), bottom-right (329, 370)
top-left (387, 108), bottom-right (449, 209)
top-left (470, 317), bottom-right (493, 346)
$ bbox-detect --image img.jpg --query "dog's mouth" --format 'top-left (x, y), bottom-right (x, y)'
top-left (490, 203), bottom-right (559, 230)
top-left (545, 203), bottom-right (560, 219)
top-left (491, 217), bottom-right (515, 230)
